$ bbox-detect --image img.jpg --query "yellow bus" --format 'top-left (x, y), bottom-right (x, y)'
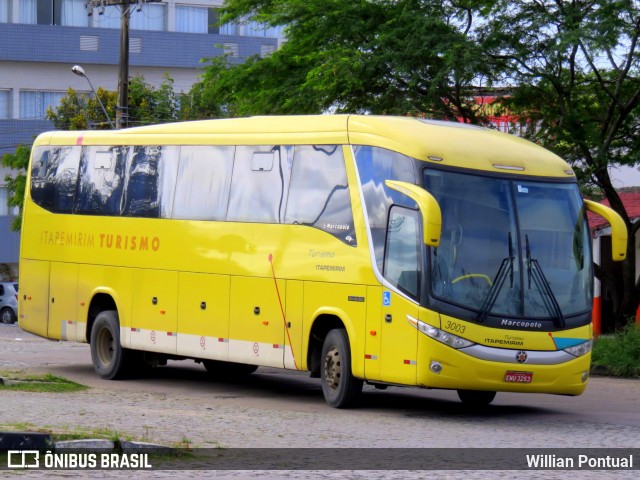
top-left (18, 115), bottom-right (627, 408)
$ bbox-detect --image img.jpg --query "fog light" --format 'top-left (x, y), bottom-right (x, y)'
top-left (582, 371), bottom-right (589, 383)
top-left (430, 361), bottom-right (442, 374)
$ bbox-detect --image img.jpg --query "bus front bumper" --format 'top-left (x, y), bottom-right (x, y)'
top-left (416, 336), bottom-right (591, 396)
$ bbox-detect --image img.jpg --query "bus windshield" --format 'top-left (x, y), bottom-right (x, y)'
top-left (423, 169), bottom-right (592, 320)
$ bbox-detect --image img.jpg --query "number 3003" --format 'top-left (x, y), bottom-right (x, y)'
top-left (445, 320), bottom-right (466, 334)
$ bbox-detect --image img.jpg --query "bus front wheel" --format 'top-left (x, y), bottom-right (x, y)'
top-left (90, 310), bottom-right (132, 380)
top-left (321, 328), bottom-right (363, 408)
top-left (457, 389), bottom-right (496, 406)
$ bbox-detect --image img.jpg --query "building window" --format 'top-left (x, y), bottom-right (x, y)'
top-left (220, 19), bottom-right (283, 38)
top-left (0, 90), bottom-right (10, 119)
top-left (19, 90), bottom-right (65, 119)
top-left (93, 3), bottom-right (165, 31)
top-left (219, 21), bottom-right (238, 36)
top-left (0, 187), bottom-right (9, 216)
top-left (208, 8), bottom-right (218, 34)
top-left (243, 20), bottom-right (283, 38)
top-left (92, 5), bottom-right (119, 29)
top-left (0, 0), bottom-right (9, 23)
top-left (19, 0), bottom-right (89, 26)
top-left (175, 5), bottom-right (207, 34)
top-left (130, 3), bottom-right (164, 31)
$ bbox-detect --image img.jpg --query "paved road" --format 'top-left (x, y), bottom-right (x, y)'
top-left (1, 323), bottom-right (638, 479)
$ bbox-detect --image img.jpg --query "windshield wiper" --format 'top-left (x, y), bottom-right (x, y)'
top-left (525, 235), bottom-right (565, 328)
top-left (476, 233), bottom-right (514, 323)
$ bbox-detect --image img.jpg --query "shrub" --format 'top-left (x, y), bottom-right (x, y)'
top-left (591, 323), bottom-right (640, 377)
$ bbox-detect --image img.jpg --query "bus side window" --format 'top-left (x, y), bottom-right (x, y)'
top-left (285, 145), bottom-right (356, 245)
top-left (227, 145), bottom-right (292, 223)
top-left (30, 146), bottom-right (81, 214)
top-left (122, 146), bottom-right (178, 219)
top-left (173, 146), bottom-right (235, 221)
top-left (355, 146), bottom-right (417, 270)
top-left (383, 206), bottom-right (421, 300)
top-left (75, 146), bottom-right (129, 215)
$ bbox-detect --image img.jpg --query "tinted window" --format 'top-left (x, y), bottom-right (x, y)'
top-left (75, 146), bottom-right (129, 215)
top-left (30, 146), bottom-right (81, 213)
top-left (227, 146), bottom-right (292, 223)
top-left (286, 145), bottom-right (356, 245)
top-left (355, 146), bottom-right (416, 269)
top-left (173, 146), bottom-right (234, 220)
top-left (123, 146), bottom-right (178, 218)
top-left (384, 206), bottom-right (421, 299)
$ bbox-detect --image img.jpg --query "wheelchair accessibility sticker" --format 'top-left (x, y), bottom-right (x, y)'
top-left (383, 291), bottom-right (391, 306)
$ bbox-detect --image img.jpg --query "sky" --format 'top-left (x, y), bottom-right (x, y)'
top-left (608, 164), bottom-right (640, 188)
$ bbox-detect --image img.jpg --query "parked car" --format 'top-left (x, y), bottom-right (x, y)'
top-left (0, 282), bottom-right (18, 324)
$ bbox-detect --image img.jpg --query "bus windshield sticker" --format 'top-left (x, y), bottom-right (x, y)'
top-left (517, 185), bottom-right (528, 194)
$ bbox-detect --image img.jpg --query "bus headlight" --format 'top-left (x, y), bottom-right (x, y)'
top-left (407, 316), bottom-right (475, 349)
top-left (563, 340), bottom-right (593, 357)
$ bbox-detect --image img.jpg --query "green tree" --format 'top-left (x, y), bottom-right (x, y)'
top-left (1, 145), bottom-right (30, 231)
top-left (46, 86), bottom-right (117, 130)
top-left (46, 75), bottom-right (180, 129)
top-left (481, 0), bottom-right (640, 326)
top-left (191, 0), bottom-right (493, 121)
top-left (127, 74), bottom-right (181, 126)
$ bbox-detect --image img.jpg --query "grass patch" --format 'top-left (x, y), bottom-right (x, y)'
top-left (0, 371), bottom-right (88, 393)
top-left (592, 323), bottom-right (640, 377)
top-left (0, 423), bottom-right (130, 442)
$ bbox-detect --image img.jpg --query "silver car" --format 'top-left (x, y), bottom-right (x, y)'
top-left (0, 282), bottom-right (18, 324)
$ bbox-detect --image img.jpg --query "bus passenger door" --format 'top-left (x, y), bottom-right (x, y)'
top-left (130, 269), bottom-right (178, 354)
top-left (48, 262), bottom-right (79, 341)
top-left (378, 206), bottom-right (422, 385)
top-left (177, 272), bottom-right (230, 362)
top-left (18, 259), bottom-right (50, 338)
top-left (229, 277), bottom-right (285, 368)
top-left (379, 291), bottom-right (419, 385)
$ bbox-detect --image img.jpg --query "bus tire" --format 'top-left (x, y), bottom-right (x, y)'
top-left (203, 360), bottom-right (258, 379)
top-left (321, 328), bottom-right (363, 408)
top-left (457, 389), bottom-right (496, 406)
top-left (90, 310), bottom-right (131, 380)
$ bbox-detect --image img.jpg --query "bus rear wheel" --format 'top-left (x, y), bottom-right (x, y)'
top-left (457, 389), bottom-right (496, 406)
top-left (321, 328), bottom-right (363, 408)
top-left (90, 310), bottom-right (133, 380)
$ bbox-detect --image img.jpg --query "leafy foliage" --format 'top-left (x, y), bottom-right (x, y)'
top-left (46, 87), bottom-right (116, 130)
top-left (191, 0), bottom-right (494, 121)
top-left (592, 323), bottom-right (640, 377)
top-left (46, 75), bottom-right (180, 129)
top-left (1, 146), bottom-right (30, 231)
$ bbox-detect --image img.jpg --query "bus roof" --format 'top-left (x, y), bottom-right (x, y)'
top-left (34, 115), bottom-right (574, 179)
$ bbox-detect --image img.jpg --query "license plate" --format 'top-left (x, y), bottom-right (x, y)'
top-left (504, 371), bottom-right (533, 383)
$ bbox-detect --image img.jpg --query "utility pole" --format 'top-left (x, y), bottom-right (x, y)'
top-left (84, 1), bottom-right (161, 129)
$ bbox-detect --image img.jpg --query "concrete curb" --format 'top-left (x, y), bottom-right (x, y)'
top-left (0, 432), bottom-right (52, 450)
top-left (1, 432), bottom-right (172, 453)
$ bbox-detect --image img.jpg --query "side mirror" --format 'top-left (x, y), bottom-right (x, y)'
top-left (584, 199), bottom-right (627, 261)
top-left (385, 180), bottom-right (442, 247)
